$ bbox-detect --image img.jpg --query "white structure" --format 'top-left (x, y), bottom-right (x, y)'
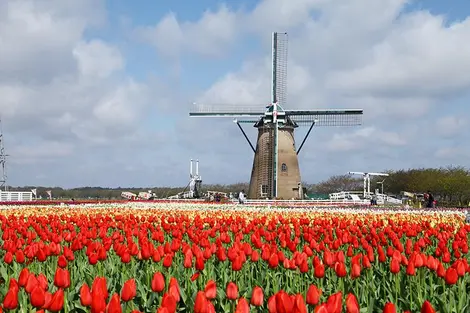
top-left (329, 191), bottom-right (402, 205)
top-left (121, 192), bottom-right (137, 200)
top-left (138, 191), bottom-right (154, 200)
top-left (168, 159), bottom-right (203, 199)
top-left (348, 171), bottom-right (389, 198)
top-left (0, 190), bottom-right (33, 202)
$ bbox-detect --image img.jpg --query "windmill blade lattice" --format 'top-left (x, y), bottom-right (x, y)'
top-left (272, 32), bottom-right (288, 108)
top-left (287, 110), bottom-right (363, 126)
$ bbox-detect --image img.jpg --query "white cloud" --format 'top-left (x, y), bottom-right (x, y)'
top-left (0, 0), bottom-right (172, 187)
top-left (326, 127), bottom-right (406, 152)
top-left (73, 40), bottom-right (124, 79)
top-left (9, 142), bottom-right (75, 165)
top-left (435, 147), bottom-right (469, 159)
top-left (435, 116), bottom-right (466, 137)
top-left (3, 0), bottom-right (470, 188)
top-left (166, 0), bottom-right (470, 183)
top-left (327, 13), bottom-right (470, 98)
top-left (136, 4), bottom-right (240, 58)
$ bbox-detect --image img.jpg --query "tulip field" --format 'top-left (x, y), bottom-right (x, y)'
top-left (0, 203), bottom-right (469, 312)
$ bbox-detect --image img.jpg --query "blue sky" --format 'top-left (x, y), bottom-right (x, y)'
top-left (1, 0), bottom-right (470, 189)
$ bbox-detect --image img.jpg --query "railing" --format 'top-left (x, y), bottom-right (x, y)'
top-left (0, 191), bottom-right (34, 202)
top-left (329, 191), bottom-right (363, 200)
top-left (329, 191), bottom-right (403, 205)
top-left (232, 198), bottom-right (370, 206)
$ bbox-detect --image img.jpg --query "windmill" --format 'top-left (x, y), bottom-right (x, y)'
top-left (348, 171), bottom-right (389, 198)
top-left (190, 32), bottom-right (364, 200)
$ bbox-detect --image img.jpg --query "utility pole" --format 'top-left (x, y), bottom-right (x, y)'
top-left (0, 119), bottom-right (9, 191)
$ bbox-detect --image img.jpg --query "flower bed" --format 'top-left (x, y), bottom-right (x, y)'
top-left (0, 204), bottom-right (468, 312)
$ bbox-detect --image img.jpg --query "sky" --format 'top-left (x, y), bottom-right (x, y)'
top-left (1, 0), bottom-right (470, 188)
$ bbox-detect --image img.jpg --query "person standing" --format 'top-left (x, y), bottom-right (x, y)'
top-left (426, 191), bottom-right (434, 208)
top-left (238, 189), bottom-right (246, 204)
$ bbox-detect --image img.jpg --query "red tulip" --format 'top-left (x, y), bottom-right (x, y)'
top-left (168, 278), bottom-right (180, 303)
top-left (306, 285), bottom-right (321, 305)
top-left (345, 293), bottom-right (360, 313)
top-left (31, 286), bottom-right (46, 308)
top-left (235, 297), bottom-right (250, 313)
top-left (57, 255), bottom-right (68, 268)
top-left (293, 294), bottom-right (307, 313)
top-left (335, 262), bottom-right (347, 277)
top-left (314, 304), bottom-right (329, 313)
top-left (326, 292), bottom-right (342, 313)
top-left (161, 293), bottom-right (177, 313)
top-left (191, 272), bottom-right (200, 281)
top-left (18, 268), bottom-right (29, 287)
top-left (53, 268), bottom-right (70, 289)
top-left (268, 253), bottom-right (279, 268)
top-left (445, 267), bottom-right (458, 285)
top-left (390, 258), bottom-right (401, 274)
top-left (421, 300), bottom-right (436, 313)
top-left (3, 288), bottom-right (18, 310)
top-left (46, 289), bottom-right (64, 312)
top-left (383, 303), bottom-right (397, 313)
top-left (226, 282), bottom-right (239, 300)
top-left (25, 274), bottom-right (39, 293)
top-left (351, 263), bottom-right (361, 279)
top-left (4, 251), bottom-right (13, 264)
top-left (121, 279), bottom-right (137, 302)
top-left (80, 283), bottom-right (92, 306)
top-left (152, 272), bottom-right (165, 292)
top-left (91, 292), bottom-right (107, 313)
top-left (37, 274), bottom-right (48, 291)
top-left (268, 295), bottom-right (277, 313)
top-left (314, 263), bottom-right (325, 278)
top-left (15, 250), bottom-right (25, 263)
top-left (250, 286), bottom-right (264, 306)
top-left (194, 291), bottom-right (208, 313)
top-left (106, 293), bottom-right (122, 313)
top-left (275, 291), bottom-right (294, 313)
top-left (204, 280), bottom-right (217, 299)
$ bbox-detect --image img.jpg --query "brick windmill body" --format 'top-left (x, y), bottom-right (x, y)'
top-left (190, 32), bottom-right (363, 200)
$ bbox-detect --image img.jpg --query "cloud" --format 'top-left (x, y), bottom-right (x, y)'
top-left (435, 147), bottom-right (470, 159)
top-left (327, 12), bottom-right (470, 98)
top-left (73, 40), bottom-right (124, 79)
top-left (0, 0), bottom-right (174, 187)
top-left (326, 127), bottom-right (407, 152)
top-left (3, 0), bottom-right (470, 188)
top-left (435, 116), bottom-right (466, 138)
top-left (162, 0), bottom-right (470, 183)
top-left (9, 141), bottom-right (75, 165)
top-left (135, 4), bottom-right (240, 58)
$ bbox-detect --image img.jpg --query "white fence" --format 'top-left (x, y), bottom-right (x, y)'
top-left (0, 191), bottom-right (34, 202)
top-left (232, 199), bottom-right (369, 206)
top-left (329, 191), bottom-right (403, 205)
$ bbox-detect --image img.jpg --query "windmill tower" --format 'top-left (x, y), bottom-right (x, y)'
top-left (190, 32), bottom-right (363, 199)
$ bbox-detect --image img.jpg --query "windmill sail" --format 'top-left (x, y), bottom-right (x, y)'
top-left (272, 32), bottom-right (288, 108)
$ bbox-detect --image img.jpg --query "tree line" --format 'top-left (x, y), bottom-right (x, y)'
top-left (7, 183), bottom-right (250, 200)
top-left (309, 166), bottom-right (470, 206)
top-left (7, 166), bottom-right (470, 206)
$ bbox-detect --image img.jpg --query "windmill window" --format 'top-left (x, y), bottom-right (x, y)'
top-left (281, 163), bottom-right (288, 172)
